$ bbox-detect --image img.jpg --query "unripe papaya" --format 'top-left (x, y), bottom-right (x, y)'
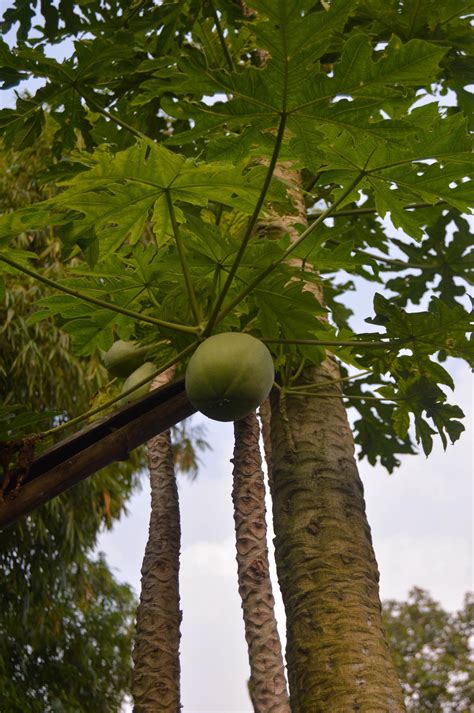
top-left (103, 340), bottom-right (150, 378)
top-left (120, 362), bottom-right (156, 404)
top-left (185, 332), bottom-right (274, 422)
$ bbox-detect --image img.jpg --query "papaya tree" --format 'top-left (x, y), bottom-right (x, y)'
top-left (0, 0), bottom-right (472, 709)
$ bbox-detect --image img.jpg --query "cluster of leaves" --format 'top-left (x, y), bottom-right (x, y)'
top-left (0, 553), bottom-right (135, 712)
top-left (0, 1), bottom-right (472, 469)
top-left (0, 132), bottom-right (141, 711)
top-left (383, 588), bottom-right (474, 712)
top-left (0, 1), bottom-right (472, 707)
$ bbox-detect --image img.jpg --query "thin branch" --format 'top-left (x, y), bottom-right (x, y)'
top-left (289, 370), bottom-right (373, 391)
top-left (209, 0), bottom-right (235, 72)
top-left (0, 255), bottom-right (199, 335)
top-left (284, 389), bottom-right (401, 402)
top-left (204, 112), bottom-right (288, 335)
top-left (165, 191), bottom-right (202, 325)
top-left (262, 337), bottom-right (400, 349)
top-left (214, 171), bottom-right (366, 325)
top-left (43, 342), bottom-right (198, 439)
top-left (308, 200), bottom-right (446, 220)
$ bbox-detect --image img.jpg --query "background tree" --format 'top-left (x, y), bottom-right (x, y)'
top-left (0, 0), bottom-right (471, 709)
top-left (0, 135), bottom-right (141, 711)
top-left (383, 588), bottom-right (474, 712)
top-left (0, 555), bottom-right (135, 713)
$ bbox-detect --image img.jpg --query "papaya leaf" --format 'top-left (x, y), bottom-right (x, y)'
top-left (165, 5), bottom-right (447, 152)
top-left (49, 141), bottom-right (285, 259)
top-left (368, 294), bottom-right (473, 365)
top-left (384, 211), bottom-right (474, 307)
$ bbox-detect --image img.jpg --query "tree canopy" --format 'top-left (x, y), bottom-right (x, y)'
top-left (0, 0), bottom-right (471, 470)
top-left (383, 588), bottom-right (474, 712)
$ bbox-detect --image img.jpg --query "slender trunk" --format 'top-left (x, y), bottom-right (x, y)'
top-left (259, 399), bottom-right (274, 496)
top-left (232, 412), bottom-right (290, 713)
top-left (132, 429), bottom-right (181, 711)
top-left (270, 365), bottom-right (406, 712)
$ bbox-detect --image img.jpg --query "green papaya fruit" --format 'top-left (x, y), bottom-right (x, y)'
top-left (185, 332), bottom-right (274, 422)
top-left (103, 340), bottom-right (150, 378)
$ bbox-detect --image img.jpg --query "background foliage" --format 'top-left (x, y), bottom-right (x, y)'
top-left (383, 588), bottom-right (474, 712)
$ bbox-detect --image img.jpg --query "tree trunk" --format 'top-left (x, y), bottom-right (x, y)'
top-left (132, 427), bottom-right (181, 712)
top-left (232, 412), bottom-right (290, 713)
top-left (270, 365), bottom-right (406, 712)
top-left (259, 399), bottom-right (274, 496)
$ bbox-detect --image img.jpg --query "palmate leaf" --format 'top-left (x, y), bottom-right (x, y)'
top-left (349, 295), bottom-right (472, 455)
top-left (23, 248), bottom-right (171, 355)
top-left (383, 211), bottom-right (474, 307)
top-left (0, 140), bottom-right (286, 260)
top-left (378, 377), bottom-right (465, 456)
top-left (164, 2), bottom-right (446, 151)
top-left (54, 141), bottom-right (287, 258)
top-left (368, 294), bottom-right (473, 365)
top-left (344, 375), bottom-right (417, 472)
top-left (297, 107), bottom-right (473, 237)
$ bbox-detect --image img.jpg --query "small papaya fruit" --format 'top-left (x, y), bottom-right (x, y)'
top-left (103, 340), bottom-right (150, 378)
top-left (120, 362), bottom-right (157, 404)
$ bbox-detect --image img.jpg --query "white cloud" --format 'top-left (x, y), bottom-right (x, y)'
top-left (375, 534), bottom-right (472, 609)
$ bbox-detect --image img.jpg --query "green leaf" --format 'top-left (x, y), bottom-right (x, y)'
top-left (392, 405), bottom-right (410, 439)
top-left (385, 211), bottom-right (474, 307)
top-left (368, 294), bottom-right (473, 364)
top-left (50, 142), bottom-right (282, 259)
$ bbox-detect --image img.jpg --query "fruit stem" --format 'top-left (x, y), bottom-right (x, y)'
top-left (0, 254), bottom-right (200, 335)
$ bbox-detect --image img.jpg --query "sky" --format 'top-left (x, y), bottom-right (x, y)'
top-left (1, 12), bottom-right (473, 712)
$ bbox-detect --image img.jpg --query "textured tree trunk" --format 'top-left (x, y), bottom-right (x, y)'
top-left (232, 412), bottom-right (290, 713)
top-left (270, 365), bottom-right (406, 712)
top-left (259, 399), bottom-right (274, 496)
top-left (132, 371), bottom-right (181, 712)
top-left (132, 429), bottom-right (181, 711)
top-left (251, 142), bottom-right (406, 711)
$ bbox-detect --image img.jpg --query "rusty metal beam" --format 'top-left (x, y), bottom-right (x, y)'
top-left (0, 378), bottom-right (196, 530)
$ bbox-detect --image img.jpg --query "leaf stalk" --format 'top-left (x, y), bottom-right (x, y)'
top-left (204, 112), bottom-right (288, 335)
top-left (165, 191), bottom-right (202, 325)
top-left (42, 342), bottom-right (198, 438)
top-left (214, 172), bottom-right (365, 324)
top-left (0, 254), bottom-right (199, 335)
